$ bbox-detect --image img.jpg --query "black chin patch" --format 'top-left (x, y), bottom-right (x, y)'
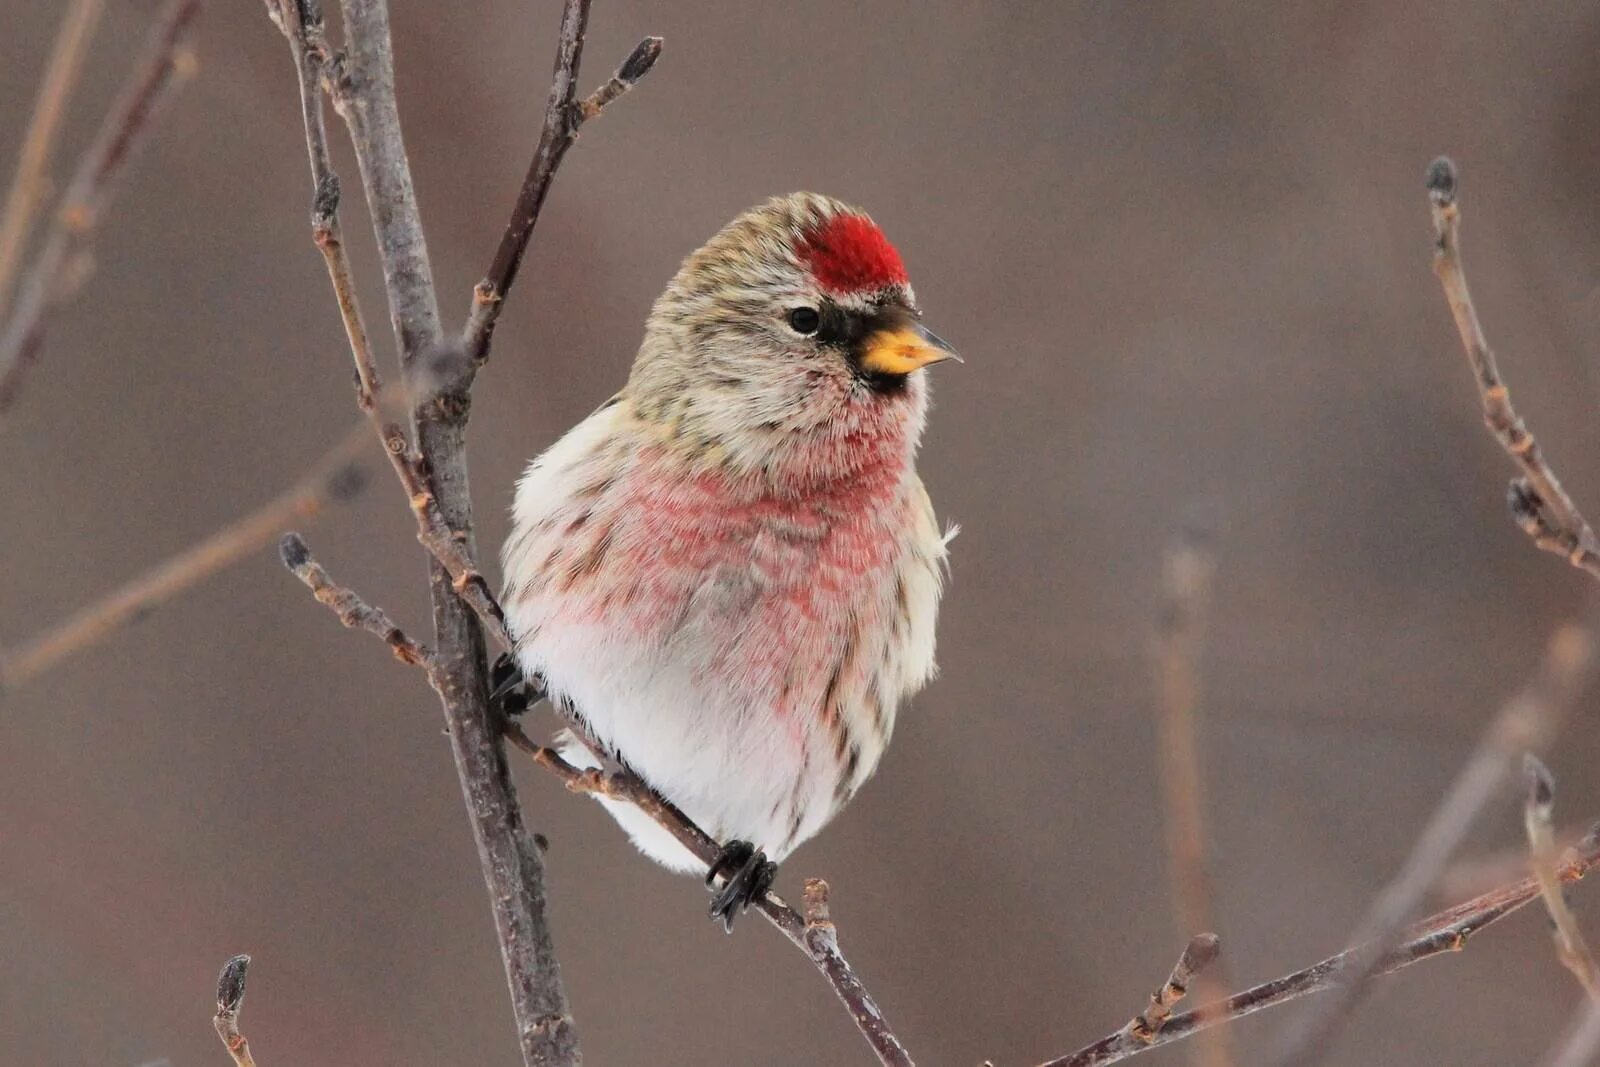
top-left (858, 369), bottom-right (910, 396)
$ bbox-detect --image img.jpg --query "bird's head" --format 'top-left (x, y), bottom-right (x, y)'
top-left (627, 193), bottom-right (956, 480)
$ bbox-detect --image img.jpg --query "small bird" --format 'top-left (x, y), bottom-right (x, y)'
top-left (498, 193), bottom-right (955, 928)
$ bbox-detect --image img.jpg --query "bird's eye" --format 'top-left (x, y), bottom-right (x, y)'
top-left (787, 307), bottom-right (821, 335)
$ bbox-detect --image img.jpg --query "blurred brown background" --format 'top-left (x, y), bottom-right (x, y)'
top-left (6, 1), bottom-right (1600, 1064)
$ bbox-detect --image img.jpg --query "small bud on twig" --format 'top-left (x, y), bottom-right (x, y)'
top-left (617, 36), bottom-right (664, 85)
top-left (213, 954), bottom-right (257, 1067)
top-left (1425, 156), bottom-right (1458, 206)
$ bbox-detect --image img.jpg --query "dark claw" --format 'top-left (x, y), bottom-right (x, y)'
top-left (705, 839), bottom-right (754, 887)
top-left (706, 839), bottom-right (777, 932)
top-left (489, 652), bottom-right (543, 717)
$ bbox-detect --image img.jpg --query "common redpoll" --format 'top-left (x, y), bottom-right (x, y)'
top-left (499, 193), bottom-right (955, 927)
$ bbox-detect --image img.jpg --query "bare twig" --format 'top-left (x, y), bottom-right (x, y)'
top-left (504, 726), bottom-right (916, 1067)
top-left (795, 877), bottom-right (913, 1067)
top-left (265, 0), bottom-right (381, 415)
top-left (1042, 824), bottom-right (1600, 1067)
top-left (213, 954), bottom-right (258, 1067)
top-left (319, 2), bottom-right (575, 1062)
top-left (1524, 755), bottom-right (1600, 1000)
top-left (1426, 156), bottom-right (1600, 581)
top-left (461, 10), bottom-right (662, 369)
top-left (0, 0), bottom-right (105, 318)
top-left (0, 0), bottom-right (200, 417)
top-left (577, 37), bottom-right (662, 121)
top-left (0, 420), bottom-right (371, 689)
top-left (279, 532), bottom-right (437, 673)
top-left (1267, 622), bottom-right (1597, 1065)
top-left (1130, 934), bottom-right (1224, 1043)
top-left (1152, 533), bottom-right (1235, 1067)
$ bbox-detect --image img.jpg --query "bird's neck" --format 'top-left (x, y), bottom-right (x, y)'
top-left (697, 382), bottom-right (926, 501)
top-left (777, 401), bottom-right (916, 495)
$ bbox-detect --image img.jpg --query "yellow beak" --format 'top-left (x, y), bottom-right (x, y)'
top-left (858, 322), bottom-right (962, 377)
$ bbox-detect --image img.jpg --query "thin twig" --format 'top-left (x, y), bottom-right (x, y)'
top-left (0, 0), bottom-right (106, 318)
top-left (796, 877), bottom-right (913, 1067)
top-left (279, 532), bottom-right (437, 673)
top-left (577, 37), bottom-right (662, 121)
top-left (1524, 755), bottom-right (1600, 1000)
top-left (265, 0), bottom-right (381, 414)
top-left (1041, 824), bottom-right (1600, 1067)
top-left (0, 420), bottom-right (371, 689)
top-left (0, 0), bottom-right (200, 417)
top-left (213, 954), bottom-right (258, 1067)
top-left (461, 14), bottom-right (662, 369)
top-left (1425, 156), bottom-right (1600, 581)
top-left (323, 2), bottom-right (575, 1063)
top-left (1128, 934), bottom-right (1224, 1043)
top-left (1267, 622), bottom-right (1598, 1066)
top-left (503, 726), bottom-right (916, 1067)
top-left (1151, 533), bottom-right (1235, 1067)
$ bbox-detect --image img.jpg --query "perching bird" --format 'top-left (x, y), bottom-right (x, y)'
top-left (497, 193), bottom-right (956, 928)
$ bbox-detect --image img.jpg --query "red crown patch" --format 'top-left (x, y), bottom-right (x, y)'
top-left (797, 214), bottom-right (908, 295)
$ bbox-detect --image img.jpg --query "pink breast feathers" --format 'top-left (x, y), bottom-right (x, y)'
top-left (797, 214), bottom-right (908, 295)
top-left (590, 444), bottom-right (906, 629)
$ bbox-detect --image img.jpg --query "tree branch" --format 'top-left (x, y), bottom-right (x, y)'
top-left (461, 5), bottom-right (662, 370)
top-left (0, 0), bottom-right (106, 319)
top-left (1425, 156), bottom-right (1600, 581)
top-left (0, 419), bottom-right (370, 690)
top-left (797, 877), bottom-right (914, 1067)
top-left (1267, 621), bottom-right (1597, 1065)
top-left (0, 0), bottom-right (200, 418)
top-left (1041, 824), bottom-right (1600, 1067)
top-left (213, 954), bottom-right (259, 1067)
top-left (279, 532), bottom-right (437, 673)
top-left (310, 2), bottom-right (576, 1062)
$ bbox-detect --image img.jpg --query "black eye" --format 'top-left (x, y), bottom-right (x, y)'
top-left (787, 306), bottom-right (820, 335)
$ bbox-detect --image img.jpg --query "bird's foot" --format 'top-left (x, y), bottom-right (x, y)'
top-left (489, 652), bottom-right (544, 718)
top-left (705, 839), bottom-right (777, 932)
